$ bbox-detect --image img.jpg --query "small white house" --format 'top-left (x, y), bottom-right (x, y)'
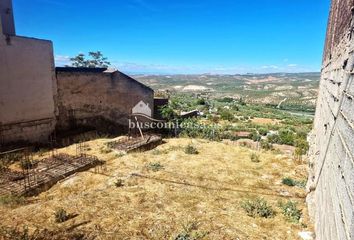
top-left (132, 100), bottom-right (152, 117)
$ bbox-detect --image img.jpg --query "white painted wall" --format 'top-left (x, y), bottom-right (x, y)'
top-left (0, 34), bottom-right (56, 143)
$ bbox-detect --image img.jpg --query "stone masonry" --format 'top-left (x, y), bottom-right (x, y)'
top-left (55, 67), bottom-right (154, 134)
top-left (307, 0), bottom-right (354, 239)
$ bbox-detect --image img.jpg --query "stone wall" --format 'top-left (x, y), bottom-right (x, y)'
top-left (55, 68), bottom-right (154, 134)
top-left (0, 34), bottom-right (57, 145)
top-left (307, 0), bottom-right (354, 239)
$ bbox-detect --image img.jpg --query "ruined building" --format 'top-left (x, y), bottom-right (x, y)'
top-left (0, 0), bottom-right (153, 146)
top-left (307, 0), bottom-right (354, 239)
top-left (55, 67), bottom-right (153, 134)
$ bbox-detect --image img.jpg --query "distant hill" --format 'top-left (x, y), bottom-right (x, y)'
top-left (134, 72), bottom-right (320, 111)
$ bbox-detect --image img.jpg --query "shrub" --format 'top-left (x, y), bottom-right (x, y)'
top-left (54, 208), bottom-right (69, 223)
top-left (260, 140), bottom-right (273, 150)
top-left (174, 221), bottom-right (208, 240)
top-left (114, 179), bottom-right (124, 187)
top-left (294, 137), bottom-right (309, 160)
top-left (241, 198), bottom-right (275, 218)
top-left (250, 131), bottom-right (261, 141)
top-left (282, 177), bottom-right (307, 188)
top-left (220, 111), bottom-right (234, 121)
top-left (258, 127), bottom-right (269, 136)
top-left (196, 98), bottom-right (206, 105)
top-left (279, 200), bottom-right (302, 223)
top-left (278, 129), bottom-right (295, 145)
top-left (147, 162), bottom-right (164, 172)
top-left (19, 159), bottom-right (35, 170)
top-left (282, 177), bottom-right (296, 187)
top-left (295, 179), bottom-right (307, 189)
top-left (184, 144), bottom-right (199, 155)
top-left (250, 152), bottom-right (260, 163)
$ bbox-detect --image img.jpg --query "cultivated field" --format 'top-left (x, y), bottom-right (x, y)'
top-left (135, 73), bottom-right (320, 113)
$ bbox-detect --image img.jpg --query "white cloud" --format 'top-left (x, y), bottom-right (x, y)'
top-left (109, 60), bottom-right (318, 75)
top-left (112, 61), bottom-right (255, 75)
top-left (261, 65), bottom-right (279, 69)
top-left (55, 55), bottom-right (71, 66)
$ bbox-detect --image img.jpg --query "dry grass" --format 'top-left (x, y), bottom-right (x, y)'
top-left (0, 137), bottom-right (312, 239)
top-left (251, 117), bottom-right (280, 125)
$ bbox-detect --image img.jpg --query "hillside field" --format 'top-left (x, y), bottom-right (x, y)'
top-left (0, 138), bottom-right (312, 239)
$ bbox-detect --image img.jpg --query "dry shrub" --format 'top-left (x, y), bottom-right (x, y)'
top-left (241, 198), bottom-right (275, 218)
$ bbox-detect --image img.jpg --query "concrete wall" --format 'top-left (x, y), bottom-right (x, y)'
top-left (0, 0), bottom-right (15, 35)
top-left (0, 34), bottom-right (56, 144)
top-left (56, 68), bottom-right (154, 134)
top-left (307, 0), bottom-right (354, 239)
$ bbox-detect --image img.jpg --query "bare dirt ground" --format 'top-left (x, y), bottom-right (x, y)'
top-left (0, 138), bottom-right (311, 239)
top-left (251, 117), bottom-right (281, 125)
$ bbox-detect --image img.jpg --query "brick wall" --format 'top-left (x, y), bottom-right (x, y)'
top-left (308, 0), bottom-right (354, 239)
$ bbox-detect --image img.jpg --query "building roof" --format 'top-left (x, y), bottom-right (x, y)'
top-left (56, 67), bottom-right (108, 73)
top-left (55, 67), bottom-right (154, 92)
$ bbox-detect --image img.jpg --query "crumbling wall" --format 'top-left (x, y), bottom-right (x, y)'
top-left (307, 0), bottom-right (354, 239)
top-left (55, 68), bottom-right (154, 134)
top-left (0, 35), bottom-right (57, 144)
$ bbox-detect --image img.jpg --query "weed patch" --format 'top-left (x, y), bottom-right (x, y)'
top-left (282, 177), bottom-right (307, 188)
top-left (54, 208), bottom-right (69, 223)
top-left (114, 179), bottom-right (124, 187)
top-left (147, 162), bottom-right (164, 172)
top-left (250, 152), bottom-right (260, 163)
top-left (174, 221), bottom-right (209, 240)
top-left (279, 200), bottom-right (302, 223)
top-left (241, 198), bottom-right (275, 218)
top-left (184, 144), bottom-right (199, 155)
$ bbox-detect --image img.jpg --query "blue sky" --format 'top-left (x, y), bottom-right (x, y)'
top-left (13, 0), bottom-right (331, 74)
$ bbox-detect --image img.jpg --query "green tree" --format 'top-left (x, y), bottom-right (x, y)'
top-left (294, 138), bottom-right (309, 160)
top-left (70, 53), bottom-right (88, 67)
top-left (278, 128), bottom-right (295, 145)
top-left (70, 51), bottom-right (111, 68)
top-left (220, 110), bottom-right (234, 121)
top-left (87, 51), bottom-right (110, 67)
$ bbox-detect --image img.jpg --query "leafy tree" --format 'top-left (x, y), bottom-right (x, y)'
top-left (278, 129), bottom-right (295, 145)
top-left (70, 51), bottom-right (111, 68)
top-left (70, 53), bottom-right (87, 67)
top-left (294, 137), bottom-right (309, 160)
top-left (87, 51), bottom-right (110, 68)
top-left (257, 127), bottom-right (269, 136)
top-left (196, 98), bottom-right (206, 105)
top-left (250, 130), bottom-right (261, 141)
top-left (160, 105), bottom-right (177, 120)
top-left (220, 110), bottom-right (234, 121)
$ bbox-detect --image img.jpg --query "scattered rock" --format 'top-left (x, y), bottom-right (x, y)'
top-left (279, 190), bottom-right (291, 196)
top-left (298, 231), bottom-right (314, 240)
